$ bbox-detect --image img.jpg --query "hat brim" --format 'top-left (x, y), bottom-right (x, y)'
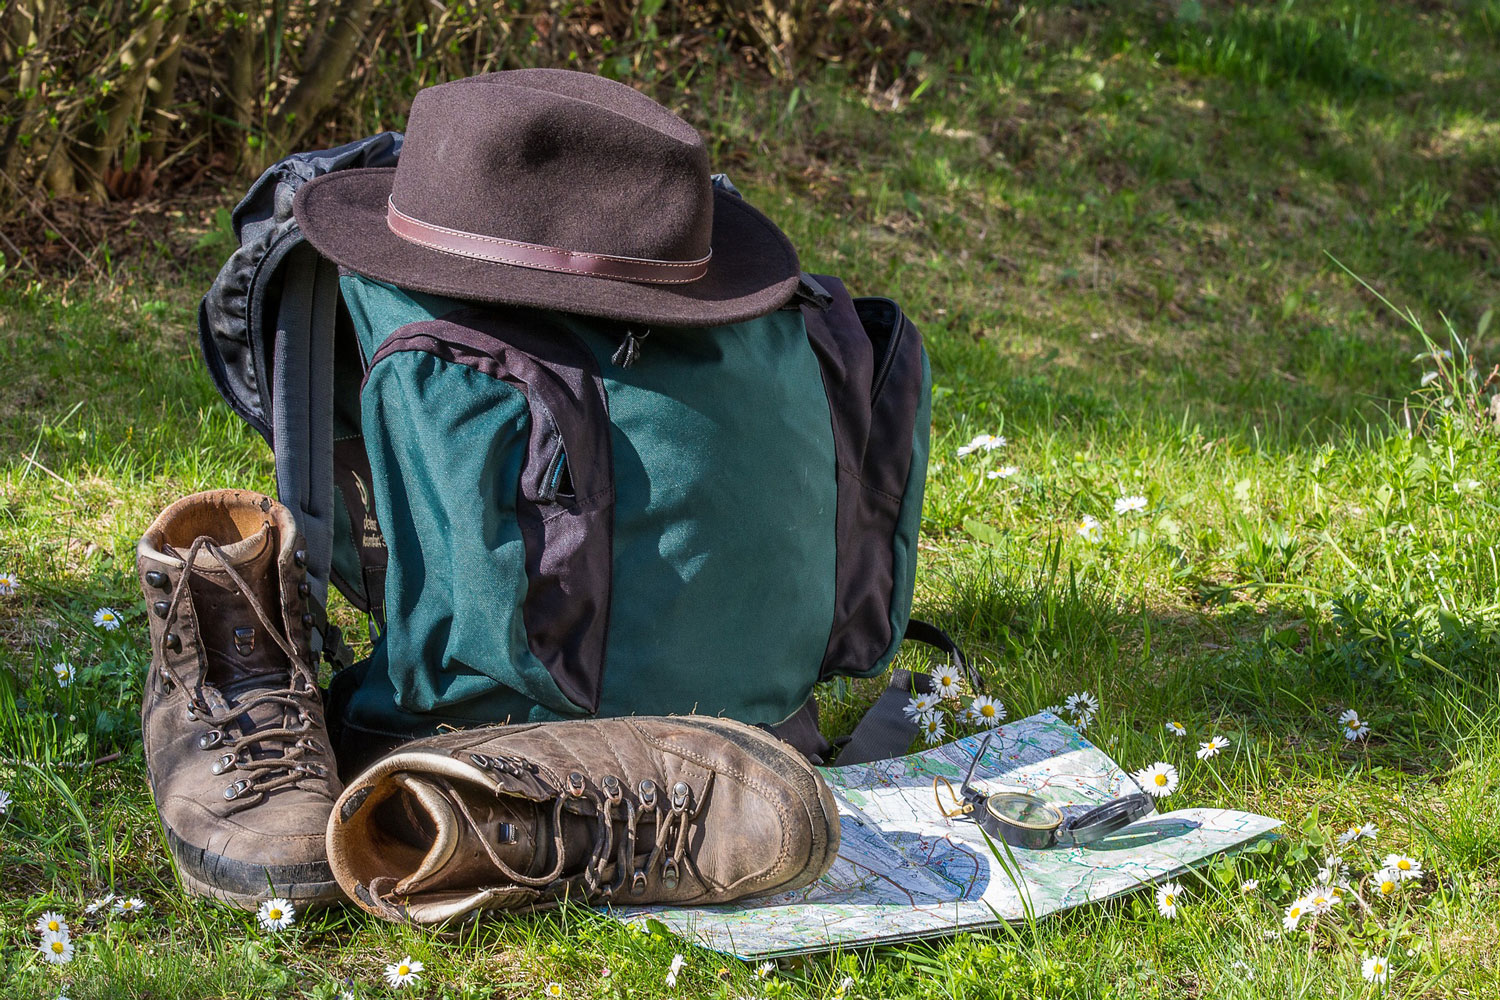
top-left (293, 167), bottom-right (800, 327)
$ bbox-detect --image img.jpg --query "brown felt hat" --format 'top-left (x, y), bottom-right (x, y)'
top-left (293, 70), bottom-right (801, 326)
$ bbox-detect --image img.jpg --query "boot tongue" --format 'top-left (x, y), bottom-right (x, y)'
top-left (392, 776), bottom-right (555, 896)
top-left (180, 524), bottom-right (292, 687)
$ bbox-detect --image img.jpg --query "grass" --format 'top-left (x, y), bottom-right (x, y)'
top-left (2, 1), bottom-right (1499, 996)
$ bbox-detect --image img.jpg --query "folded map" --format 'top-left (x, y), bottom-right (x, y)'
top-left (613, 712), bottom-right (1281, 958)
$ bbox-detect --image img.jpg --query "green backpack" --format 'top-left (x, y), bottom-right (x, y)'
top-left (199, 137), bottom-right (971, 768)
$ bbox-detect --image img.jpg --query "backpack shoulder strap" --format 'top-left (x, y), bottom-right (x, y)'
top-left (197, 133), bottom-right (403, 667)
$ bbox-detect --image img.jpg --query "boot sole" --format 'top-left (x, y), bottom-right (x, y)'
top-left (163, 823), bottom-right (346, 911)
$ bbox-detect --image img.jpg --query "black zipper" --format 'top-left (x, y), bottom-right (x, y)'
top-left (867, 303), bottom-right (908, 405)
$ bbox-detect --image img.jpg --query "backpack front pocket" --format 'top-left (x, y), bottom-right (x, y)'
top-left (363, 309), bottom-right (614, 718)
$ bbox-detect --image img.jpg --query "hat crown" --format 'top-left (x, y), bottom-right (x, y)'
top-left (390, 71), bottom-right (713, 264)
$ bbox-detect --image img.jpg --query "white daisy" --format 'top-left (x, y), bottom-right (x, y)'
top-left (1133, 762), bottom-right (1179, 799)
top-left (383, 956), bottom-right (423, 988)
top-left (931, 668), bottom-right (964, 700)
top-left (1196, 735), bottom-right (1230, 760)
top-left (1240, 879), bottom-right (1259, 892)
top-left (1071, 709), bottom-right (1095, 732)
top-left (1113, 495), bottom-right (1148, 515)
top-left (39, 931), bottom-right (74, 964)
top-left (986, 466), bottom-right (1019, 480)
top-left (1230, 959), bottom-right (1255, 981)
top-left (1383, 854), bottom-right (1422, 881)
top-left (1076, 515), bottom-right (1102, 542)
top-left (1165, 720), bottom-right (1186, 736)
top-left (1155, 881), bottom-right (1183, 918)
top-left (902, 692), bottom-right (941, 722)
top-left (92, 607), bottom-right (122, 631)
top-left (1282, 896), bottom-right (1310, 931)
top-left (112, 896), bottom-right (146, 917)
top-left (1338, 822), bottom-right (1378, 844)
top-left (1305, 886), bottom-right (1341, 914)
top-left (1361, 954), bottom-right (1389, 984)
top-left (1373, 869), bottom-right (1401, 897)
top-left (956, 433), bottom-right (1005, 457)
top-left (256, 897), bottom-right (295, 932)
top-left (665, 953), bottom-right (685, 987)
top-left (967, 695), bottom-right (1005, 728)
top-left (836, 976), bottom-right (856, 996)
top-left (83, 893), bottom-right (115, 915)
top-left (545, 983), bottom-right (564, 998)
top-left (1065, 691), bottom-right (1099, 717)
top-left (0, 570), bottom-right (18, 595)
top-left (35, 911), bottom-right (69, 936)
top-left (53, 661), bottom-right (76, 687)
top-left (0, 788), bottom-right (11, 814)
top-left (1042, 704), bottom-right (1066, 718)
top-left (755, 962), bottom-right (775, 979)
top-left (921, 714), bottom-right (947, 746)
top-left (1343, 718), bottom-right (1370, 741)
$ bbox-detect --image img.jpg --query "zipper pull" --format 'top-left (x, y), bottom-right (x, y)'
top-left (611, 327), bottom-right (650, 368)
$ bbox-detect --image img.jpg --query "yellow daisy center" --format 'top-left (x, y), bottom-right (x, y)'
top-left (1289, 906), bottom-right (1302, 916)
top-left (980, 705), bottom-right (995, 717)
top-left (1163, 894), bottom-right (1175, 905)
top-left (268, 908), bottom-right (282, 920)
top-left (1398, 859), bottom-right (1411, 870)
top-left (51, 941), bottom-right (64, 953)
top-left (1313, 895), bottom-right (1328, 905)
top-left (1380, 881), bottom-right (1395, 894)
top-left (1154, 774), bottom-right (1168, 786)
top-left (47, 920), bottom-right (59, 931)
top-left (398, 965), bottom-right (410, 976)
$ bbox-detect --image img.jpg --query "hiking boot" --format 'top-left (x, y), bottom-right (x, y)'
top-left (326, 716), bottom-right (841, 924)
top-left (136, 489), bottom-right (343, 910)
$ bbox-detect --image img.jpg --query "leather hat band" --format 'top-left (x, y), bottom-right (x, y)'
top-left (386, 199), bottom-right (711, 285)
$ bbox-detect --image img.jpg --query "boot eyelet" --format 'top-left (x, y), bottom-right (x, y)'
top-left (198, 730), bottom-right (224, 750)
top-left (631, 870), bottom-right (648, 894)
top-left (671, 781), bottom-right (691, 810)
top-left (294, 549), bottom-right (306, 567)
top-left (662, 858), bottom-right (680, 890)
top-left (566, 772), bottom-right (586, 797)
top-left (211, 753), bottom-right (236, 775)
top-left (301, 613), bottom-right (314, 629)
top-left (298, 581), bottom-right (310, 598)
top-left (144, 570), bottom-right (169, 589)
top-left (164, 632), bottom-right (181, 651)
top-left (468, 753), bottom-right (491, 769)
top-left (152, 600), bottom-right (170, 619)
top-left (638, 779), bottom-right (657, 808)
top-left (223, 779), bottom-right (251, 800)
top-left (601, 775), bottom-right (622, 802)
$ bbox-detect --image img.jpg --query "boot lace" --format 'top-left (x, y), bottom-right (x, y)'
top-left (156, 535), bottom-right (331, 808)
top-left (447, 762), bottom-right (703, 901)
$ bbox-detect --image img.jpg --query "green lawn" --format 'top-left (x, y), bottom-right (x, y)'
top-left (3, 2), bottom-right (1499, 997)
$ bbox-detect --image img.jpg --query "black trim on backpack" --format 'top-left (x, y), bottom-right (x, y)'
top-left (801, 275), bottom-right (925, 682)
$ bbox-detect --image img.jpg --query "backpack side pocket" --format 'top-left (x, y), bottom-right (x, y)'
top-left (802, 277), bottom-right (928, 680)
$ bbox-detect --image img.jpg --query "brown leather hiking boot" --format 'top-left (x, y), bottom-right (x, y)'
top-left (137, 489), bottom-right (343, 910)
top-left (326, 716), bottom-right (840, 924)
